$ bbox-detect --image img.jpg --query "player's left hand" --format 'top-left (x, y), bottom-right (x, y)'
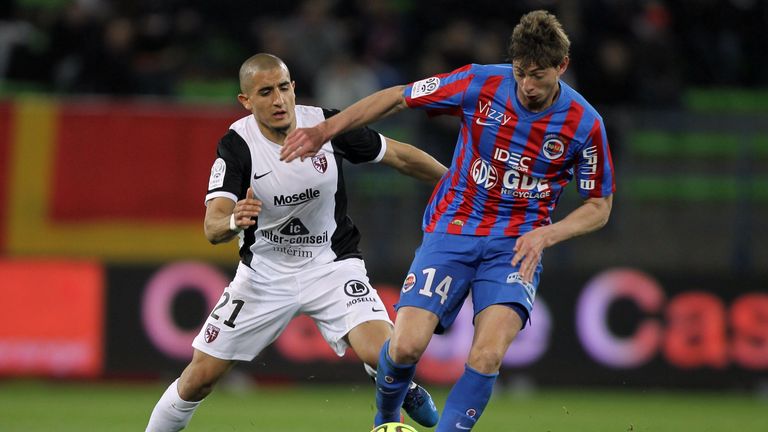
top-left (511, 226), bottom-right (553, 283)
top-left (281, 124), bottom-right (325, 162)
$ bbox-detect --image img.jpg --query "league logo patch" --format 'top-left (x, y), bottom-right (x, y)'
top-left (402, 273), bottom-right (416, 293)
top-left (542, 134), bottom-right (566, 160)
top-left (208, 158), bottom-right (226, 189)
top-left (411, 77), bottom-right (440, 99)
top-left (312, 153), bottom-right (328, 173)
top-left (204, 323), bottom-right (220, 343)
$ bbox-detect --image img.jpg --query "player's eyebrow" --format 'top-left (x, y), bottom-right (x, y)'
top-left (516, 66), bottom-right (545, 74)
top-left (257, 80), bottom-right (291, 92)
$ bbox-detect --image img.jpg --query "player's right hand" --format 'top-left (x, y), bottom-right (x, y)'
top-left (232, 187), bottom-right (261, 229)
top-left (281, 124), bottom-right (326, 162)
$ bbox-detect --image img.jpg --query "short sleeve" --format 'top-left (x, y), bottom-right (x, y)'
top-left (575, 118), bottom-right (616, 198)
top-left (403, 64), bottom-right (474, 116)
top-left (205, 130), bottom-right (252, 204)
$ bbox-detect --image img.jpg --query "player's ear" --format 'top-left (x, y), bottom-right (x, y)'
top-left (557, 56), bottom-right (569, 75)
top-left (237, 93), bottom-right (251, 110)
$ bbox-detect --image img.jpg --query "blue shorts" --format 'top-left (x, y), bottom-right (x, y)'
top-left (397, 232), bottom-right (542, 334)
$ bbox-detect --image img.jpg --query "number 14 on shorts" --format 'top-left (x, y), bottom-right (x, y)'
top-left (403, 268), bottom-right (452, 305)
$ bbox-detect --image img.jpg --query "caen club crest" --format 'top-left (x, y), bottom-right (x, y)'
top-left (204, 324), bottom-right (220, 343)
top-left (542, 134), bottom-right (566, 160)
top-left (312, 153), bottom-right (328, 173)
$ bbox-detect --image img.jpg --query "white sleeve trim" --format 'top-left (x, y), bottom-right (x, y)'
top-left (370, 133), bottom-right (387, 164)
top-left (204, 191), bottom-right (239, 206)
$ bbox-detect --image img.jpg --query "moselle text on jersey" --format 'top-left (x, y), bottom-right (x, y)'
top-left (205, 105), bottom-right (386, 276)
top-left (404, 63), bottom-right (616, 236)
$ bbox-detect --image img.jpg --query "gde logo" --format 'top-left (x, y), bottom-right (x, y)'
top-left (502, 170), bottom-right (551, 198)
top-left (470, 159), bottom-right (498, 189)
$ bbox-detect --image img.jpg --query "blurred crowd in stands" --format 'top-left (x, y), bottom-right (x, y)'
top-left (1, 0), bottom-right (766, 110)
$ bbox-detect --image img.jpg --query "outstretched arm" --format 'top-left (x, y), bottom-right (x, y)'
top-left (511, 195), bottom-right (613, 282)
top-left (281, 85), bottom-right (408, 162)
top-left (380, 137), bottom-right (447, 184)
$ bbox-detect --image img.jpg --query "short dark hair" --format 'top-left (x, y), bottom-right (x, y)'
top-left (239, 53), bottom-right (290, 93)
top-left (507, 10), bottom-right (570, 68)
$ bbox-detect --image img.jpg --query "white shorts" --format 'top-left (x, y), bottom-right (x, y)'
top-left (192, 258), bottom-right (392, 361)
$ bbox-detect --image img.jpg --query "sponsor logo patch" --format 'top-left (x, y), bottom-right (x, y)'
top-left (274, 188), bottom-right (320, 206)
top-left (344, 280), bottom-right (370, 297)
top-left (279, 218), bottom-right (310, 235)
top-left (506, 272), bottom-right (536, 302)
top-left (470, 158), bottom-right (498, 189)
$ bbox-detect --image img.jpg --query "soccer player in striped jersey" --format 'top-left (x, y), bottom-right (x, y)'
top-left (283, 10), bottom-right (615, 432)
top-left (145, 53), bottom-right (444, 432)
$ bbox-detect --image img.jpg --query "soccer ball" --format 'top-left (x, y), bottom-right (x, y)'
top-left (370, 422), bottom-right (418, 432)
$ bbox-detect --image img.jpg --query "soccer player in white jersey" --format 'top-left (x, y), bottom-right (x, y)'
top-left (144, 53), bottom-right (446, 431)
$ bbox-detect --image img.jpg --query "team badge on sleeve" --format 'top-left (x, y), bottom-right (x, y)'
top-left (204, 324), bottom-right (220, 343)
top-left (208, 158), bottom-right (226, 189)
top-left (312, 153), bottom-right (328, 173)
top-left (411, 77), bottom-right (440, 99)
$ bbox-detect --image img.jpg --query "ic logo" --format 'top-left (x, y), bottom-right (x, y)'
top-left (344, 280), bottom-right (370, 297)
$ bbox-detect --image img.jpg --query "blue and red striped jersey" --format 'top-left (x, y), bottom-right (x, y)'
top-left (404, 63), bottom-right (615, 236)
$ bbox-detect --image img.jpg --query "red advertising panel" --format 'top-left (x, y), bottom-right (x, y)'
top-left (50, 102), bottom-right (241, 223)
top-left (0, 260), bottom-right (104, 377)
top-left (0, 102), bottom-right (12, 252)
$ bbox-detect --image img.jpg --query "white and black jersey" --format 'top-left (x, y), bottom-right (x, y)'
top-left (205, 105), bottom-right (386, 277)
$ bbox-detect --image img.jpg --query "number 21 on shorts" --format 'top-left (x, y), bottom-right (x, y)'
top-left (210, 291), bottom-right (245, 328)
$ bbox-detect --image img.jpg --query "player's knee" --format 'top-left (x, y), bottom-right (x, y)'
top-left (467, 347), bottom-right (503, 374)
top-left (178, 366), bottom-right (224, 401)
top-left (389, 339), bottom-right (426, 365)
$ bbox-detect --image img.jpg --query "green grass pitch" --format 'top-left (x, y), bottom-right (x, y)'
top-left (1, 379), bottom-right (766, 431)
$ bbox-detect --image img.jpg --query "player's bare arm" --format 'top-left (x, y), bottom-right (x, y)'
top-left (204, 188), bottom-right (261, 244)
top-left (281, 85), bottom-right (408, 162)
top-left (381, 138), bottom-right (447, 184)
top-left (512, 195), bottom-right (613, 282)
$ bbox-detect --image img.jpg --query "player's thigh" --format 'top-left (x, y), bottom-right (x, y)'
top-left (399, 232), bottom-right (480, 334)
top-left (472, 235), bottom-right (542, 327)
top-left (192, 264), bottom-right (300, 361)
top-left (300, 258), bottom-right (391, 356)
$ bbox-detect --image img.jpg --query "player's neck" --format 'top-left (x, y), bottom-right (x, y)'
top-left (259, 124), bottom-right (293, 145)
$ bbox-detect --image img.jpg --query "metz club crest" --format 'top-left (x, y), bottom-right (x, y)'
top-left (312, 153), bottom-right (328, 173)
top-left (204, 324), bottom-right (220, 343)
